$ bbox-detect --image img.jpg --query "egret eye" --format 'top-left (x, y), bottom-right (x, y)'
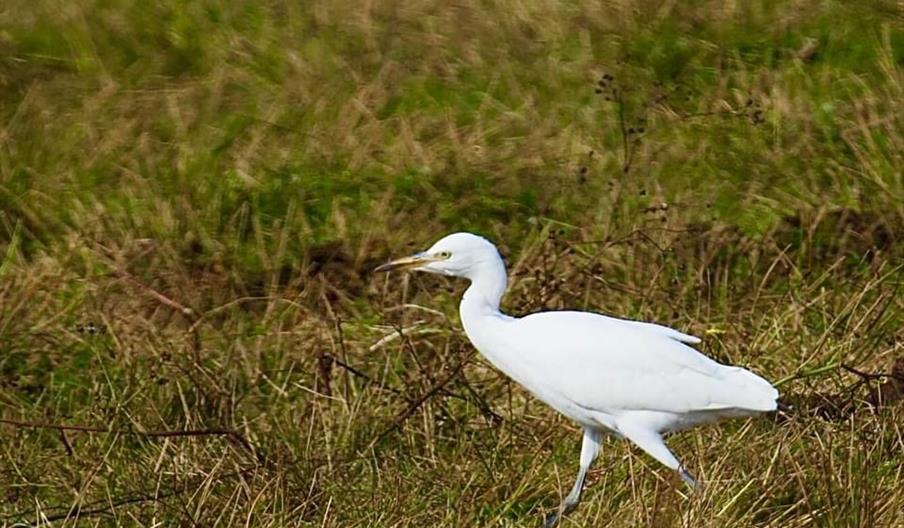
top-left (436, 250), bottom-right (452, 260)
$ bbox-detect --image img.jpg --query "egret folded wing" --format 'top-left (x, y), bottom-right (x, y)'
top-left (507, 311), bottom-right (777, 415)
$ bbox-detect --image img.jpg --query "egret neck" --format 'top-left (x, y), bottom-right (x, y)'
top-left (459, 250), bottom-right (508, 320)
top-left (457, 251), bottom-right (517, 384)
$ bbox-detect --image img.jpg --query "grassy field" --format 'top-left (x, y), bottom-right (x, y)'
top-left (2, 0), bottom-right (904, 526)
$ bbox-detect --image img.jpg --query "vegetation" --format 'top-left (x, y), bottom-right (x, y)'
top-left (2, 0), bottom-right (903, 525)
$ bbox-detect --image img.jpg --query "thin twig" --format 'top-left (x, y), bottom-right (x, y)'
top-left (110, 268), bottom-right (196, 319)
top-left (0, 418), bottom-right (258, 458)
top-left (374, 351), bottom-right (474, 442)
top-left (324, 352), bottom-right (411, 401)
top-left (615, 87), bottom-right (632, 174)
top-left (17, 489), bottom-right (182, 524)
top-left (1, 467), bottom-right (258, 525)
top-left (455, 372), bottom-right (503, 425)
top-left (842, 364), bottom-right (904, 383)
top-left (58, 429), bottom-right (73, 456)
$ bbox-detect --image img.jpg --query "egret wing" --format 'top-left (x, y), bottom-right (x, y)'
top-left (502, 311), bottom-right (776, 415)
top-left (622, 320), bottom-right (701, 344)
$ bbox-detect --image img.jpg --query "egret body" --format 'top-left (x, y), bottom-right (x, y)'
top-left (376, 232), bottom-right (778, 527)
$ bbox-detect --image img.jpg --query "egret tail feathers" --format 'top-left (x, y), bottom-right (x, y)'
top-left (722, 366), bottom-right (779, 412)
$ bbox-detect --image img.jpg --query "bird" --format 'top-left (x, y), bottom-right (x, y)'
top-left (375, 232), bottom-right (779, 527)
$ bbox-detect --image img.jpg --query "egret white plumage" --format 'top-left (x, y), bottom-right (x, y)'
top-left (376, 232), bottom-right (779, 527)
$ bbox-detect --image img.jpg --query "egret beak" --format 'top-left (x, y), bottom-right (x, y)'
top-left (374, 253), bottom-right (436, 273)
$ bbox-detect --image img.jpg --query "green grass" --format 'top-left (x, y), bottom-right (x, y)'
top-left (2, 0), bottom-right (904, 526)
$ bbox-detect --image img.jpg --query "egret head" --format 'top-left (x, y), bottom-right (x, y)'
top-left (374, 232), bottom-right (501, 279)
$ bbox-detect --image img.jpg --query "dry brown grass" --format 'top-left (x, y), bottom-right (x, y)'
top-left (2, 0), bottom-right (904, 526)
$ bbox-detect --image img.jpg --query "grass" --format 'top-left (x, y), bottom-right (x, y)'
top-left (1, 0), bottom-right (904, 526)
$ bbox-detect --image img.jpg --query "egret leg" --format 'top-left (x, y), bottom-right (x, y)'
top-left (678, 466), bottom-right (698, 488)
top-left (617, 422), bottom-right (698, 490)
top-left (541, 428), bottom-right (601, 528)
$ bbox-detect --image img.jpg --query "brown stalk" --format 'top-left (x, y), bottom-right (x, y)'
top-left (0, 418), bottom-right (259, 459)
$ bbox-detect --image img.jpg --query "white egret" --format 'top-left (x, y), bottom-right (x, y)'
top-left (376, 232), bottom-right (778, 527)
